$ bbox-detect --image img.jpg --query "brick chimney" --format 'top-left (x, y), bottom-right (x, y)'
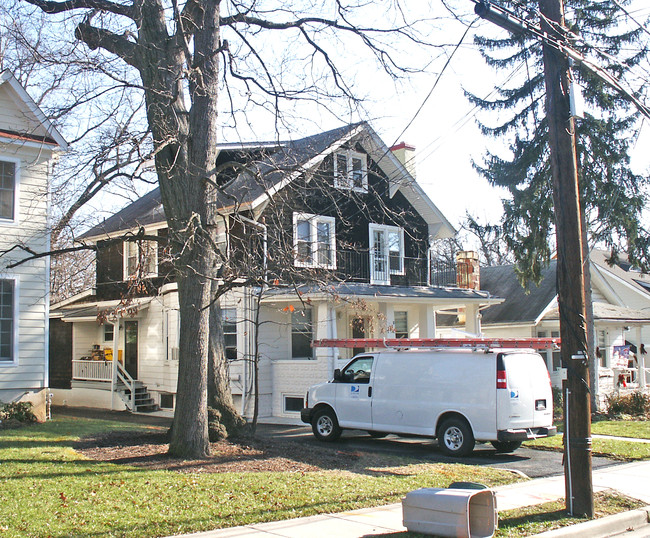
top-left (456, 251), bottom-right (480, 290)
top-left (390, 142), bottom-right (416, 178)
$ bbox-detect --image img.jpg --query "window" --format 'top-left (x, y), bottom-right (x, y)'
top-left (369, 224), bottom-right (404, 284)
top-left (291, 308), bottom-right (313, 359)
top-left (334, 150), bottom-right (367, 191)
top-left (0, 279), bottom-right (14, 362)
top-left (598, 330), bottom-right (608, 367)
top-left (340, 356), bottom-right (374, 384)
top-left (284, 396), bottom-right (304, 413)
top-left (103, 323), bottom-right (114, 343)
top-left (124, 234), bottom-right (158, 279)
top-left (0, 160), bottom-right (17, 221)
top-left (160, 393), bottom-right (174, 409)
top-left (293, 213), bottom-right (336, 268)
top-left (394, 311), bottom-right (408, 338)
top-left (223, 308), bottom-right (238, 361)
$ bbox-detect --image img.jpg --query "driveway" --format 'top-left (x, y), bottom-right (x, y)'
top-left (256, 423), bottom-right (617, 479)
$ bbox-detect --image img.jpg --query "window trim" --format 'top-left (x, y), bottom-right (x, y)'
top-left (123, 231), bottom-right (158, 280)
top-left (0, 156), bottom-right (20, 224)
top-left (0, 276), bottom-right (18, 366)
top-left (334, 149), bottom-right (368, 192)
top-left (292, 212), bottom-right (337, 269)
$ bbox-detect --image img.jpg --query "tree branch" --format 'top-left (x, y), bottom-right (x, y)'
top-left (21, 0), bottom-right (132, 18)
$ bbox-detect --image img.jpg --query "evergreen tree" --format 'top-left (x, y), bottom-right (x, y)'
top-left (468, 0), bottom-right (649, 284)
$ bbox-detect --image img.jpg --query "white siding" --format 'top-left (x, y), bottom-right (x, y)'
top-left (0, 85), bottom-right (57, 399)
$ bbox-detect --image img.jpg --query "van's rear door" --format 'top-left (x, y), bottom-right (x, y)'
top-left (497, 352), bottom-right (553, 431)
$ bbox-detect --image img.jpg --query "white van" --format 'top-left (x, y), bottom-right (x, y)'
top-left (300, 348), bottom-right (556, 456)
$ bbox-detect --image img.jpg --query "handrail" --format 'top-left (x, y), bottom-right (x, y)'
top-left (114, 360), bottom-right (136, 411)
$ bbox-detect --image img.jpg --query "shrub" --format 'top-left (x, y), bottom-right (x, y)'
top-left (0, 401), bottom-right (37, 425)
top-left (605, 391), bottom-right (650, 418)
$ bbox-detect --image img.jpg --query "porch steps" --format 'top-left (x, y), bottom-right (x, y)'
top-left (117, 380), bottom-right (159, 413)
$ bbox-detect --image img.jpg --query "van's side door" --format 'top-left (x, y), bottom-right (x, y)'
top-left (334, 356), bottom-right (374, 429)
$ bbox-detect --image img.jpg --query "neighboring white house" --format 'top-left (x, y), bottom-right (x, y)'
top-left (448, 252), bottom-right (650, 407)
top-left (0, 71), bottom-right (67, 420)
top-left (49, 123), bottom-right (503, 421)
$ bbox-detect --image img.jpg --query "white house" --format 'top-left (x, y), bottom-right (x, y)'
top-left (0, 71), bottom-right (67, 420)
top-left (50, 123), bottom-right (503, 421)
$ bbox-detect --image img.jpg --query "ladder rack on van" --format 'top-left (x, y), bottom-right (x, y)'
top-left (311, 337), bottom-right (561, 351)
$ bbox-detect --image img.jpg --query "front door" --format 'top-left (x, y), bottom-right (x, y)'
top-left (352, 317), bottom-right (368, 356)
top-left (124, 320), bottom-right (138, 379)
top-left (370, 229), bottom-right (389, 285)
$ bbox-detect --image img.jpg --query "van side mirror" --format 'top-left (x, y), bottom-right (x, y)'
top-left (333, 368), bottom-right (342, 381)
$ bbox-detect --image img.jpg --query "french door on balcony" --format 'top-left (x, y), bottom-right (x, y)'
top-left (369, 224), bottom-right (404, 285)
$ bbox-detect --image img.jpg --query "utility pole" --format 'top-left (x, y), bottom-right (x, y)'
top-left (473, 0), bottom-right (595, 517)
top-left (539, 0), bottom-right (593, 517)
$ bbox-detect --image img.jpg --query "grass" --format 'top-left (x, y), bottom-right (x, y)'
top-left (591, 418), bottom-right (650, 439)
top-left (494, 491), bottom-right (644, 537)
top-left (525, 418), bottom-right (650, 461)
top-left (0, 416), bottom-right (521, 538)
top-left (525, 435), bottom-right (650, 461)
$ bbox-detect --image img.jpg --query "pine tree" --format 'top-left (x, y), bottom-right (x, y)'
top-left (469, 0), bottom-right (649, 284)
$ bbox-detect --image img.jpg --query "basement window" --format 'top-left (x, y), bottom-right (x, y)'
top-left (284, 396), bottom-right (304, 413)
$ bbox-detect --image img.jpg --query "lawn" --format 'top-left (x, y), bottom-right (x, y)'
top-left (525, 418), bottom-right (650, 461)
top-left (591, 419), bottom-right (650, 439)
top-left (0, 417), bottom-right (520, 537)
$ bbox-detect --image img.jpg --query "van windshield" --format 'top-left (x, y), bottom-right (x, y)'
top-left (341, 356), bottom-right (374, 384)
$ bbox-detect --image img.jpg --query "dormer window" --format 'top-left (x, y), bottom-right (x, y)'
top-left (334, 150), bottom-right (367, 192)
top-left (124, 232), bottom-right (158, 279)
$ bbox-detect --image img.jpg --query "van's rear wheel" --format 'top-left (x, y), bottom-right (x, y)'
top-left (438, 418), bottom-right (475, 457)
top-left (491, 441), bottom-right (522, 453)
top-left (312, 408), bottom-right (341, 442)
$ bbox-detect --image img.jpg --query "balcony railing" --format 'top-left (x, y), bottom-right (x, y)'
top-left (332, 250), bottom-right (458, 287)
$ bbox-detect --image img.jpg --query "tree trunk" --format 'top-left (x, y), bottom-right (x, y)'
top-left (169, 259), bottom-right (212, 457)
top-left (208, 288), bottom-right (245, 437)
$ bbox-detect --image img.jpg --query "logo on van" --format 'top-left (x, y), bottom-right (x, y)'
top-left (510, 390), bottom-right (519, 399)
top-left (350, 385), bottom-right (360, 395)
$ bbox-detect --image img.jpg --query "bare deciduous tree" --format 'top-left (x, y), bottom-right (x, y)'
top-left (15, 0), bottom-right (440, 458)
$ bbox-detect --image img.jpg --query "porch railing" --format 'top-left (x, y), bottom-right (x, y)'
top-left (72, 360), bottom-right (112, 382)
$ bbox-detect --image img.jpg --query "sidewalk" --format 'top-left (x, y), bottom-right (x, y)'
top-left (174, 460), bottom-right (650, 537)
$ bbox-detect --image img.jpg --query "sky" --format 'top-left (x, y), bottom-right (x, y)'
top-left (210, 0), bottom-right (650, 233)
top-left (66, 0), bottom-right (650, 238)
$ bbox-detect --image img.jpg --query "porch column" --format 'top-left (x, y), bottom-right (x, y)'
top-left (464, 303), bottom-right (481, 336)
top-left (419, 305), bottom-right (436, 338)
top-left (379, 302), bottom-right (395, 338)
top-left (314, 301), bottom-right (332, 362)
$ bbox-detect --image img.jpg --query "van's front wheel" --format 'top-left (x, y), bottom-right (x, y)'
top-left (438, 418), bottom-right (475, 457)
top-left (312, 408), bottom-right (341, 442)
